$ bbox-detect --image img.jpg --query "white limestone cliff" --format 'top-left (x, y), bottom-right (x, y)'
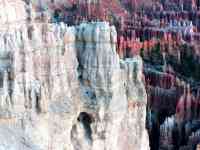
top-left (0, 1), bottom-right (149, 150)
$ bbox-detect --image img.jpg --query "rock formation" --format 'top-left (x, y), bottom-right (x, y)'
top-left (2, 0), bottom-right (200, 149)
top-left (0, 1), bottom-right (149, 150)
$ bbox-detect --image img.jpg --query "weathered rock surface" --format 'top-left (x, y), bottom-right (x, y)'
top-left (0, 1), bottom-right (149, 150)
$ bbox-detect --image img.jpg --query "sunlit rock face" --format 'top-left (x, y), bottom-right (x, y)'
top-left (0, 0), bottom-right (27, 25)
top-left (0, 2), bottom-right (149, 150)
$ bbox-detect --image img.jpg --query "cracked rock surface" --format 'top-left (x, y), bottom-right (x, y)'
top-left (0, 1), bottom-right (149, 150)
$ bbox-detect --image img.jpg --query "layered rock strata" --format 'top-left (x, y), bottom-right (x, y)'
top-left (0, 2), bottom-right (149, 149)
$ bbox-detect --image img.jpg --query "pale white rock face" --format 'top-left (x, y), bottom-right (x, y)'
top-left (0, 3), bottom-right (149, 150)
top-left (0, 0), bottom-right (27, 26)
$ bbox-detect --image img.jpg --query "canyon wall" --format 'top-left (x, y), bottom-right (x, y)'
top-left (0, 1), bottom-right (149, 150)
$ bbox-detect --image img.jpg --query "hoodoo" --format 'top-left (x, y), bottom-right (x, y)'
top-left (0, 1), bottom-right (149, 150)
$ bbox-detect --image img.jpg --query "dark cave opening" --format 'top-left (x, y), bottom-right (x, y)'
top-left (35, 94), bottom-right (41, 113)
top-left (77, 112), bottom-right (93, 140)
